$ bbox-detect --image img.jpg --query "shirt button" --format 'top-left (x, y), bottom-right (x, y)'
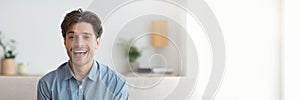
top-left (79, 85), bottom-right (82, 89)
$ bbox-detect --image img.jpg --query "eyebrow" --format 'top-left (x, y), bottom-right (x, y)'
top-left (66, 31), bottom-right (93, 36)
top-left (67, 31), bottom-right (75, 35)
top-left (83, 32), bottom-right (93, 35)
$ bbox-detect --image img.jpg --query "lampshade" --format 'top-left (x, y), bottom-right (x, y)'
top-left (151, 20), bottom-right (168, 47)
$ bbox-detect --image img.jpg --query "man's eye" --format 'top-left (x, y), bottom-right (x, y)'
top-left (69, 36), bottom-right (74, 39)
top-left (84, 36), bottom-right (90, 39)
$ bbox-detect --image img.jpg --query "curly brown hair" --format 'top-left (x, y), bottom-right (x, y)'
top-left (60, 8), bottom-right (103, 39)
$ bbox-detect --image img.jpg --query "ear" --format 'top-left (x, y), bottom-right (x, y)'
top-left (95, 38), bottom-right (101, 49)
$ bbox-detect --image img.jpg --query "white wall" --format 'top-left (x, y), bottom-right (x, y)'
top-left (204, 0), bottom-right (281, 100)
top-left (0, 0), bottom-right (94, 74)
top-left (0, 0), bottom-right (283, 100)
top-left (107, 15), bottom-right (186, 75)
top-left (0, 0), bottom-right (187, 76)
top-left (283, 0), bottom-right (300, 100)
top-left (88, 1), bottom-right (188, 75)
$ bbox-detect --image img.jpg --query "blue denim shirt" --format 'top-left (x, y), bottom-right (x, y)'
top-left (37, 60), bottom-right (128, 100)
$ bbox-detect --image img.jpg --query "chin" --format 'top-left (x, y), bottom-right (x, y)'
top-left (70, 59), bottom-right (83, 65)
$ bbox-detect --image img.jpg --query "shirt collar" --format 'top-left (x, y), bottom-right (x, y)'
top-left (63, 60), bottom-right (98, 81)
top-left (87, 60), bottom-right (98, 81)
top-left (63, 61), bottom-right (75, 80)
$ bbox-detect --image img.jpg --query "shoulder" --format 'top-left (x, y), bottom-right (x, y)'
top-left (99, 63), bottom-right (118, 75)
top-left (37, 62), bottom-right (68, 99)
top-left (38, 62), bottom-right (67, 86)
top-left (96, 62), bottom-right (128, 99)
top-left (98, 62), bottom-right (125, 82)
top-left (96, 62), bottom-right (127, 88)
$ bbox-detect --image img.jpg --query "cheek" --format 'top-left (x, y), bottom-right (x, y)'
top-left (89, 42), bottom-right (96, 49)
top-left (65, 41), bottom-right (73, 50)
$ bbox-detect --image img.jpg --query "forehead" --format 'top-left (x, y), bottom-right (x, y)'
top-left (67, 22), bottom-right (95, 35)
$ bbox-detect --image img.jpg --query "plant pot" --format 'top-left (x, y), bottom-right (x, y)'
top-left (1, 58), bottom-right (17, 76)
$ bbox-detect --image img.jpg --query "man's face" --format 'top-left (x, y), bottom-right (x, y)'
top-left (64, 22), bottom-right (100, 67)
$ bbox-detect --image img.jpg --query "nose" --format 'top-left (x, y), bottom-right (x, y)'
top-left (73, 36), bottom-right (84, 47)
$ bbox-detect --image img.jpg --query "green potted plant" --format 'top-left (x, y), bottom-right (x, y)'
top-left (119, 38), bottom-right (142, 71)
top-left (0, 31), bottom-right (17, 75)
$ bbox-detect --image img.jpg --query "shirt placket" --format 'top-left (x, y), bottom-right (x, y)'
top-left (76, 79), bottom-right (85, 100)
top-left (78, 84), bottom-right (83, 100)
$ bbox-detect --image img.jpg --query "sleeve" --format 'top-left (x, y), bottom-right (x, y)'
top-left (37, 79), bottom-right (51, 100)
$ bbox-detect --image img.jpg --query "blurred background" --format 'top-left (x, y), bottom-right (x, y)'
top-left (0, 0), bottom-right (299, 100)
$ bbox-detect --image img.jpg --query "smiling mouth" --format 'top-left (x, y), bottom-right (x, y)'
top-left (73, 50), bottom-right (87, 55)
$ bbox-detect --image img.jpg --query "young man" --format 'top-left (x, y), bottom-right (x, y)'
top-left (37, 9), bottom-right (128, 100)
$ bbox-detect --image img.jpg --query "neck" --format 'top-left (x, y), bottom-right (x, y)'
top-left (69, 60), bottom-right (93, 82)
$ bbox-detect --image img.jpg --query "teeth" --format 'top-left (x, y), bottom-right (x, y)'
top-left (73, 51), bottom-right (87, 54)
top-left (74, 51), bottom-right (86, 53)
